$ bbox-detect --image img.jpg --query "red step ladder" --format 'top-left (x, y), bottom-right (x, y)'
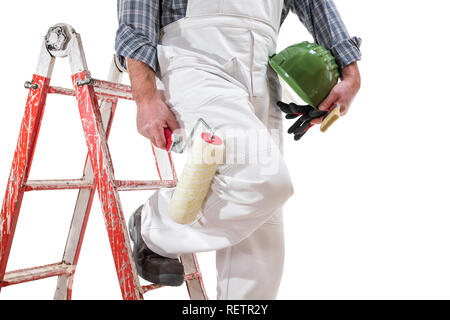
top-left (0, 23), bottom-right (208, 300)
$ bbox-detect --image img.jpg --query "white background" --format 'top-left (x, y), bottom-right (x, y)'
top-left (1, 0), bottom-right (449, 300)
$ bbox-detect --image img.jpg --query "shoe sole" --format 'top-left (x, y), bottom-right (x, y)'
top-left (128, 208), bottom-right (185, 287)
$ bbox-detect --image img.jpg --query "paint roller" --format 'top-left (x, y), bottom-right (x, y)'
top-left (164, 119), bottom-right (224, 225)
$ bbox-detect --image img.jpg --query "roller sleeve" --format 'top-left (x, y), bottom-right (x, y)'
top-left (168, 133), bottom-right (224, 224)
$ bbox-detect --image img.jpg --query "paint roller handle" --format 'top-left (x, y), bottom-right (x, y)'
top-left (164, 128), bottom-right (173, 152)
top-left (319, 104), bottom-right (340, 133)
top-left (164, 118), bottom-right (216, 153)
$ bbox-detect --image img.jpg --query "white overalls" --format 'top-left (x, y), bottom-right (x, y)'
top-left (141, 0), bottom-right (294, 299)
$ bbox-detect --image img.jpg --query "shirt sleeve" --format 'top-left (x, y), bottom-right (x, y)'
top-left (115, 0), bottom-right (160, 72)
top-left (290, 0), bottom-right (362, 70)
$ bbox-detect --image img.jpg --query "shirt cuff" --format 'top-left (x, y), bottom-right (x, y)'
top-left (330, 36), bottom-right (362, 70)
top-left (115, 25), bottom-right (158, 72)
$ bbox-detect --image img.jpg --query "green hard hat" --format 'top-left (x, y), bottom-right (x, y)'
top-left (269, 41), bottom-right (340, 108)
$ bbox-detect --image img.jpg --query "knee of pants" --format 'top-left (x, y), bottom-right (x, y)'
top-left (216, 155), bottom-right (294, 217)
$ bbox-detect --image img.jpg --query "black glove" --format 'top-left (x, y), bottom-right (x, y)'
top-left (277, 101), bottom-right (328, 141)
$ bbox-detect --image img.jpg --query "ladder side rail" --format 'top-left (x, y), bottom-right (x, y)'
top-left (0, 42), bottom-right (55, 289)
top-left (69, 32), bottom-right (142, 299)
top-left (180, 253), bottom-right (208, 300)
top-left (54, 57), bottom-right (123, 300)
top-left (73, 70), bottom-right (142, 300)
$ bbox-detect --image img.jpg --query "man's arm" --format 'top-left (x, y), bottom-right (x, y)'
top-left (290, 0), bottom-right (361, 121)
top-left (127, 59), bottom-right (179, 149)
top-left (115, 0), bottom-right (179, 148)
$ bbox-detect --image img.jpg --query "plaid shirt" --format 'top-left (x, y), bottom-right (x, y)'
top-left (115, 0), bottom-right (361, 72)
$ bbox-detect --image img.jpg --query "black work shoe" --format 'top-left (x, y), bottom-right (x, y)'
top-left (128, 205), bottom-right (185, 286)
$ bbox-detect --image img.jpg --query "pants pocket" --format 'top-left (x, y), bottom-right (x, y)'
top-left (157, 44), bottom-right (251, 94)
top-left (249, 31), bottom-right (272, 98)
top-left (251, 65), bottom-right (269, 98)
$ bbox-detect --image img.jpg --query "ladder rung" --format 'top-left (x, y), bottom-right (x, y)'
top-left (23, 179), bottom-right (176, 191)
top-left (141, 272), bottom-right (201, 293)
top-left (141, 283), bottom-right (165, 293)
top-left (92, 79), bottom-right (132, 92)
top-left (1, 263), bottom-right (75, 287)
top-left (48, 83), bottom-right (133, 102)
top-left (48, 86), bottom-right (75, 97)
top-left (23, 179), bottom-right (95, 191)
top-left (91, 79), bottom-right (133, 100)
top-left (115, 180), bottom-right (177, 191)
top-left (184, 272), bottom-right (202, 281)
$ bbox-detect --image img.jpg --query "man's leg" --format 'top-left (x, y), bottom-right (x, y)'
top-left (216, 75), bottom-right (286, 299)
top-left (216, 209), bottom-right (284, 299)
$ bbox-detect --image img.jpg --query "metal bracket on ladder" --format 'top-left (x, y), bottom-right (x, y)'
top-left (0, 23), bottom-right (208, 300)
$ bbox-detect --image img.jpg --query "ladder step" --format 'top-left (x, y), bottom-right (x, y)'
top-left (48, 83), bottom-right (133, 102)
top-left (1, 263), bottom-right (75, 288)
top-left (142, 283), bottom-right (165, 293)
top-left (141, 272), bottom-right (202, 293)
top-left (115, 180), bottom-right (177, 191)
top-left (23, 179), bottom-right (95, 191)
top-left (22, 179), bottom-right (176, 191)
top-left (91, 79), bottom-right (133, 101)
top-left (47, 86), bottom-right (75, 97)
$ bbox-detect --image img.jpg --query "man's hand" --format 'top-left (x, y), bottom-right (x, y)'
top-left (127, 58), bottom-right (180, 149)
top-left (311, 62), bottom-right (361, 125)
top-left (136, 96), bottom-right (179, 149)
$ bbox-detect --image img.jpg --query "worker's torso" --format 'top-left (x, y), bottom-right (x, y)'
top-left (157, 0), bottom-right (285, 126)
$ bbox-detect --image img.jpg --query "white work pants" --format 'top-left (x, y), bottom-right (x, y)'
top-left (141, 0), bottom-right (292, 299)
